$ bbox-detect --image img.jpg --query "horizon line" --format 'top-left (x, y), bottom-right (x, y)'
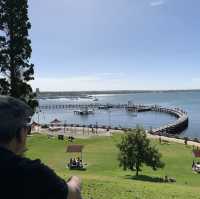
top-left (37, 89), bottom-right (200, 93)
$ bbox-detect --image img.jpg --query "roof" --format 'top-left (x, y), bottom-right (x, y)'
top-left (66, 145), bottom-right (84, 153)
top-left (193, 150), bottom-right (200, 158)
top-left (50, 118), bottom-right (62, 124)
top-left (31, 121), bottom-right (40, 126)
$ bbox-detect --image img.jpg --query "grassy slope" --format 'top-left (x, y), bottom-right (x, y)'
top-left (26, 134), bottom-right (200, 199)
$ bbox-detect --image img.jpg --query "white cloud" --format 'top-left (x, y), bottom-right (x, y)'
top-left (30, 73), bottom-right (126, 91)
top-left (192, 78), bottom-right (200, 82)
top-left (30, 74), bottom-right (200, 92)
top-left (150, 0), bottom-right (165, 7)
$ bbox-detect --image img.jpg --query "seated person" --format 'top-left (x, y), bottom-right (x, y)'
top-left (69, 158), bottom-right (73, 167)
top-left (72, 158), bottom-right (77, 166)
top-left (79, 159), bottom-right (83, 168)
top-left (192, 160), bottom-right (195, 168)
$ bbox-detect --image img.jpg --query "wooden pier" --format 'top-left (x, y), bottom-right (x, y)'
top-left (38, 103), bottom-right (189, 135)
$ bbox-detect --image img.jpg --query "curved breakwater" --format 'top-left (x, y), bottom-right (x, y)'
top-left (150, 106), bottom-right (188, 135)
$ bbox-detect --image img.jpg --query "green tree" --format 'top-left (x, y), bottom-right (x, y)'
top-left (117, 128), bottom-right (165, 176)
top-left (0, 0), bottom-right (37, 109)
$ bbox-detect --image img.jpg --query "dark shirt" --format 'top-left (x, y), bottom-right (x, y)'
top-left (0, 147), bottom-right (68, 199)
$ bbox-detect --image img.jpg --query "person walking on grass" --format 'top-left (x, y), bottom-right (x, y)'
top-left (0, 96), bottom-right (82, 199)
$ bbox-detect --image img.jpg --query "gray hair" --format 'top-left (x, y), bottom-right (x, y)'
top-left (0, 96), bottom-right (34, 143)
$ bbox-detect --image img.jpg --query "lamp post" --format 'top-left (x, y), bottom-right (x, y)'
top-left (64, 120), bottom-right (66, 134)
top-left (108, 109), bottom-right (111, 128)
top-left (83, 125), bottom-right (85, 136)
top-left (96, 122), bottom-right (98, 134)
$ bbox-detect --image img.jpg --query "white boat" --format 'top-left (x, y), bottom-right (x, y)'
top-left (93, 97), bottom-right (99, 101)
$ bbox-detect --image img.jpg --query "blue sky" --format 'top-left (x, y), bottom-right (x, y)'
top-left (29, 0), bottom-right (200, 91)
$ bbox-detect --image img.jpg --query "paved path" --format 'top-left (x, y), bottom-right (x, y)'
top-left (33, 127), bottom-right (121, 139)
top-left (147, 133), bottom-right (200, 147)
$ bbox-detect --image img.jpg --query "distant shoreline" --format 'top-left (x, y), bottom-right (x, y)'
top-left (37, 89), bottom-right (200, 98)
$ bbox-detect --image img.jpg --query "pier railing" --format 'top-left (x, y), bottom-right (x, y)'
top-left (39, 103), bottom-right (129, 109)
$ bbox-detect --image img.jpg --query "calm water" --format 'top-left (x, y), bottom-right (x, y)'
top-left (33, 91), bottom-right (200, 139)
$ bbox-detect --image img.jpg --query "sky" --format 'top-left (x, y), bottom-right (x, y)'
top-left (29, 0), bottom-right (200, 91)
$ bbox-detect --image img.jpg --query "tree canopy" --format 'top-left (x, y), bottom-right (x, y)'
top-left (117, 128), bottom-right (165, 176)
top-left (0, 0), bottom-right (37, 109)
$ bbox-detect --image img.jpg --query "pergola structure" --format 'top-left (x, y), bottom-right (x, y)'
top-left (66, 144), bottom-right (85, 170)
top-left (193, 149), bottom-right (200, 158)
top-left (66, 145), bottom-right (84, 160)
top-left (31, 121), bottom-right (41, 132)
top-left (50, 118), bottom-right (62, 127)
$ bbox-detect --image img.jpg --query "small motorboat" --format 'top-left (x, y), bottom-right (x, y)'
top-left (93, 97), bottom-right (99, 101)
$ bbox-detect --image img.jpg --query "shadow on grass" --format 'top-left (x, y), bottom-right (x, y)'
top-left (68, 168), bottom-right (87, 172)
top-left (124, 174), bottom-right (163, 183)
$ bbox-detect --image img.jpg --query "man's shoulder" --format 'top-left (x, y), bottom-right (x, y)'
top-left (0, 148), bottom-right (43, 172)
top-left (0, 148), bottom-right (48, 174)
top-left (18, 156), bottom-right (43, 169)
top-left (0, 149), bottom-right (68, 199)
top-left (18, 156), bottom-right (55, 177)
top-left (20, 157), bottom-right (66, 184)
top-left (19, 157), bottom-right (68, 198)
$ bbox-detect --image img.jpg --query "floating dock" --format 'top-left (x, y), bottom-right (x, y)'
top-left (74, 107), bottom-right (94, 115)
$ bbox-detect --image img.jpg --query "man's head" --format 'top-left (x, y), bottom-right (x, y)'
top-left (0, 96), bottom-right (33, 155)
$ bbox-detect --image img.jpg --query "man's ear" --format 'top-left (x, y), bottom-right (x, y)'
top-left (16, 128), bottom-right (23, 142)
top-left (16, 128), bottom-right (27, 143)
top-left (15, 128), bottom-right (28, 155)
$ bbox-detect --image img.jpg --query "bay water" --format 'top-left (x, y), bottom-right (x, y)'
top-left (33, 91), bottom-right (200, 139)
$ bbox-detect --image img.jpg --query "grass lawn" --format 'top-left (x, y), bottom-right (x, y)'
top-left (26, 134), bottom-right (200, 199)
